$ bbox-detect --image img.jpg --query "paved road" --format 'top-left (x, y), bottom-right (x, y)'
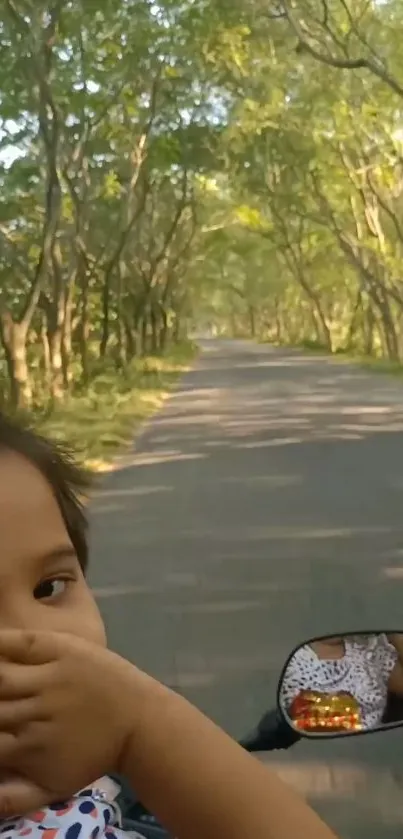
top-left (90, 340), bottom-right (403, 839)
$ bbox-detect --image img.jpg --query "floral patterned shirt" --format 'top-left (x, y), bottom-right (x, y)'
top-left (0, 779), bottom-right (145, 839)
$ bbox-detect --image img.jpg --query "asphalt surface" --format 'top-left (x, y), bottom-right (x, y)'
top-left (90, 340), bottom-right (403, 839)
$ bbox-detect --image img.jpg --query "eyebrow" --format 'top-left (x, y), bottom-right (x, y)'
top-left (33, 545), bottom-right (78, 566)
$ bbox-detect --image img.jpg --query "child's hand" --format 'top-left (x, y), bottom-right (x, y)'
top-left (0, 630), bottom-right (146, 816)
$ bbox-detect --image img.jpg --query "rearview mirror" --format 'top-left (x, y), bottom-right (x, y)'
top-left (277, 631), bottom-right (403, 738)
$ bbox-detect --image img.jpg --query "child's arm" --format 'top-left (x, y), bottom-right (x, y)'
top-left (0, 631), bottom-right (339, 839)
top-left (120, 675), bottom-right (339, 839)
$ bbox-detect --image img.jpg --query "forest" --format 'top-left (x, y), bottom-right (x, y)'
top-left (1, 1), bottom-right (403, 455)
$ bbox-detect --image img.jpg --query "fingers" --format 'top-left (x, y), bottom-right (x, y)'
top-left (0, 777), bottom-right (50, 819)
top-left (0, 698), bottom-right (45, 731)
top-left (0, 661), bottom-right (52, 699)
top-left (0, 731), bottom-right (21, 767)
top-left (0, 716), bottom-right (48, 766)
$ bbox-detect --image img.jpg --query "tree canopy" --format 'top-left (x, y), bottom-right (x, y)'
top-left (1, 0), bottom-right (403, 412)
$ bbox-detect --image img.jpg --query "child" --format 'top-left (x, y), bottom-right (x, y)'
top-left (0, 413), bottom-right (338, 839)
top-left (280, 634), bottom-right (403, 730)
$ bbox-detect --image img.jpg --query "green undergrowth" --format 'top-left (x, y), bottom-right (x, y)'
top-left (34, 341), bottom-right (198, 471)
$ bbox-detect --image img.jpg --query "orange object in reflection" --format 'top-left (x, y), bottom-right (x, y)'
top-left (289, 690), bottom-right (363, 733)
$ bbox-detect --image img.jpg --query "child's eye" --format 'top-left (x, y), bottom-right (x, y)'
top-left (34, 578), bottom-right (68, 601)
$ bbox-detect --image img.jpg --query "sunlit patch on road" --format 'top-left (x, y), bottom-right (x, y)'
top-left (259, 758), bottom-right (403, 825)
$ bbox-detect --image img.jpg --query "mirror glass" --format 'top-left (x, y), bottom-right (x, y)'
top-left (278, 632), bottom-right (403, 737)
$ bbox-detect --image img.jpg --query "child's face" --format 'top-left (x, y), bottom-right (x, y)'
top-left (0, 450), bottom-right (106, 645)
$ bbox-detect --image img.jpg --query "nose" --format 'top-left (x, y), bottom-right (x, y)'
top-left (0, 596), bottom-right (35, 632)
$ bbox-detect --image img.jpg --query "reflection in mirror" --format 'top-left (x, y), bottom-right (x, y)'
top-left (278, 632), bottom-right (403, 737)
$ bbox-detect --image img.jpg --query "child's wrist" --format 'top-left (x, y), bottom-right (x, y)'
top-left (114, 664), bottom-right (170, 776)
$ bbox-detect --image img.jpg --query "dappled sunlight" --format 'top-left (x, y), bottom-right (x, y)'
top-left (326, 432), bottom-right (362, 440)
top-left (237, 436), bottom-right (303, 448)
top-left (175, 649), bottom-right (281, 678)
top-left (200, 579), bottom-right (303, 594)
top-left (93, 582), bottom-right (155, 598)
top-left (259, 758), bottom-right (403, 821)
top-left (242, 356), bottom-right (332, 368)
top-left (93, 571), bottom-right (204, 599)
top-left (91, 348), bottom-right (403, 479)
top-left (93, 484), bottom-right (173, 499)
top-left (338, 405), bottom-right (395, 415)
top-left (337, 422), bottom-right (403, 434)
top-left (382, 566), bottom-right (403, 579)
top-left (91, 502), bottom-right (125, 515)
top-left (262, 758), bottom-right (373, 797)
top-left (155, 412), bottom-right (223, 428)
top-left (167, 647), bottom-right (284, 695)
top-left (218, 473), bottom-right (302, 488)
top-left (161, 524), bottom-right (377, 543)
top-left (170, 672), bottom-right (216, 689)
top-left (293, 394), bottom-right (339, 407)
top-left (164, 598), bottom-right (265, 615)
top-left (184, 524), bottom-right (392, 542)
top-left (163, 571), bottom-right (199, 586)
top-left (99, 449), bottom-right (207, 472)
top-left (213, 391), bottom-right (403, 445)
top-left (140, 384), bottom-right (403, 457)
top-left (133, 450), bottom-right (206, 466)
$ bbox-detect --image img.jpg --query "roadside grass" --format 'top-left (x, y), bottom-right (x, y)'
top-left (34, 341), bottom-right (198, 471)
top-left (260, 338), bottom-right (403, 377)
top-left (336, 355), bottom-right (403, 377)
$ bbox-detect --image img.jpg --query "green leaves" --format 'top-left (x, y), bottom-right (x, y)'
top-left (1, 0), bottom-right (403, 410)
top-left (190, 0), bottom-right (403, 357)
top-left (234, 204), bottom-right (264, 229)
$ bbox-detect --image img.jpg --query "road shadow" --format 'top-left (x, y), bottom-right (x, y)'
top-left (90, 341), bottom-right (403, 701)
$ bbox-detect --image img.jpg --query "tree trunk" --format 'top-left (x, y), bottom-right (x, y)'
top-left (308, 305), bottom-right (322, 345)
top-left (46, 326), bottom-right (64, 401)
top-left (61, 292), bottom-right (74, 389)
top-left (40, 312), bottom-right (51, 383)
top-left (380, 312), bottom-right (399, 361)
top-left (363, 299), bottom-right (375, 356)
top-left (124, 316), bottom-right (136, 361)
top-left (159, 307), bottom-right (168, 351)
top-left (115, 315), bottom-right (126, 369)
top-left (140, 314), bottom-right (148, 355)
top-left (230, 305), bottom-right (237, 338)
top-left (274, 298), bottom-right (282, 343)
top-left (344, 291), bottom-right (362, 352)
top-left (248, 304), bottom-right (256, 338)
top-left (77, 272), bottom-right (90, 383)
top-left (372, 290), bottom-right (400, 361)
top-left (100, 272), bottom-right (111, 358)
top-left (150, 308), bottom-right (158, 354)
top-left (40, 292), bottom-right (65, 402)
top-left (313, 302), bottom-right (332, 349)
top-left (0, 313), bottom-right (31, 409)
top-left (114, 262), bottom-right (126, 369)
top-left (293, 263), bottom-right (332, 351)
top-left (173, 313), bottom-right (182, 342)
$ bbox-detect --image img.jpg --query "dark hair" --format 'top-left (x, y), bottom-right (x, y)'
top-left (0, 413), bottom-right (91, 572)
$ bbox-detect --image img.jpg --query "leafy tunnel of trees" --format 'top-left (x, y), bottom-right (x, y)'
top-left (1, 0), bottom-right (403, 411)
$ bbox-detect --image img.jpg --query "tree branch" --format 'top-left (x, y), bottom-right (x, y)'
top-left (281, 1), bottom-right (403, 100)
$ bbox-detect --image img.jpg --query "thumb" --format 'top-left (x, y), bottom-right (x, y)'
top-left (0, 777), bottom-right (51, 819)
